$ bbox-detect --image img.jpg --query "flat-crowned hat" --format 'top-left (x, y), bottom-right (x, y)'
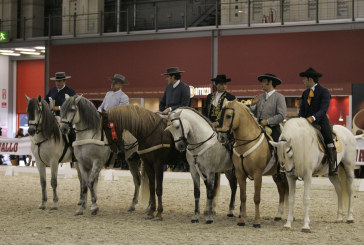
top-left (161, 67), bottom-right (185, 75)
top-left (109, 74), bottom-right (128, 85)
top-left (257, 73), bottom-right (282, 85)
top-left (50, 72), bottom-right (71, 80)
top-left (299, 67), bottom-right (322, 79)
top-left (211, 74), bottom-right (231, 85)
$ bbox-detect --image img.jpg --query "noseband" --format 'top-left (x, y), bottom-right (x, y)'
top-left (170, 117), bottom-right (216, 151)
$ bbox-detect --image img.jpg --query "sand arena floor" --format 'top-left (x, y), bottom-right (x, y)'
top-left (0, 166), bottom-right (364, 245)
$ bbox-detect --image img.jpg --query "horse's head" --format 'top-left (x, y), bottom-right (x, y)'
top-left (165, 110), bottom-right (188, 152)
top-left (217, 100), bottom-right (240, 143)
top-left (26, 95), bottom-right (44, 136)
top-left (60, 95), bottom-right (82, 135)
top-left (270, 138), bottom-right (293, 172)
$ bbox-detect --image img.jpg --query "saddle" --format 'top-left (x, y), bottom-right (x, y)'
top-left (311, 124), bottom-right (343, 153)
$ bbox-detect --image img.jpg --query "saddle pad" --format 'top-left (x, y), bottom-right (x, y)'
top-left (317, 130), bottom-right (343, 153)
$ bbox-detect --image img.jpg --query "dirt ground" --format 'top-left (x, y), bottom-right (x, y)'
top-left (0, 169), bottom-right (363, 245)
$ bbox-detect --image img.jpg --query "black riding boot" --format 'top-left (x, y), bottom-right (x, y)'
top-left (327, 147), bottom-right (338, 176)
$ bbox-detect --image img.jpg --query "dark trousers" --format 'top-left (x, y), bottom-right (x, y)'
top-left (269, 125), bottom-right (281, 142)
top-left (317, 121), bottom-right (334, 145)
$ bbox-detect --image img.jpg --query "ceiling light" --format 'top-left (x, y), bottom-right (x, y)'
top-left (1, 53), bottom-right (21, 56)
top-left (35, 46), bottom-right (45, 50)
top-left (20, 51), bottom-right (41, 55)
top-left (15, 48), bottom-right (36, 52)
top-left (0, 50), bottom-right (14, 53)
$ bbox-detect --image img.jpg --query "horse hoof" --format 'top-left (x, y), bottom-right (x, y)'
top-left (38, 205), bottom-right (46, 210)
top-left (253, 224), bottom-right (261, 228)
top-left (74, 210), bottom-right (83, 216)
top-left (145, 215), bottom-right (154, 220)
top-left (50, 206), bottom-right (58, 211)
top-left (301, 228), bottom-right (311, 233)
top-left (191, 219), bottom-right (199, 223)
top-left (154, 217), bottom-right (163, 221)
top-left (91, 207), bottom-right (99, 215)
top-left (274, 217), bottom-right (282, 221)
top-left (237, 222), bottom-right (245, 226)
top-left (205, 220), bottom-right (213, 224)
top-left (77, 200), bottom-right (82, 206)
top-left (227, 214), bottom-right (234, 217)
top-left (282, 226), bottom-right (291, 231)
top-left (346, 220), bottom-right (354, 224)
top-left (127, 207), bottom-right (136, 212)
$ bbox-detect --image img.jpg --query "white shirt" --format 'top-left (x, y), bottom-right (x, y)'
top-left (212, 91), bottom-right (224, 107)
top-left (98, 89), bottom-right (129, 112)
top-left (57, 85), bottom-right (65, 92)
top-left (173, 80), bottom-right (181, 88)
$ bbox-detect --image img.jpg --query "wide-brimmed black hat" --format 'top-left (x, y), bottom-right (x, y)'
top-left (257, 73), bottom-right (282, 85)
top-left (299, 67), bottom-right (322, 79)
top-left (161, 67), bottom-right (185, 75)
top-left (109, 74), bottom-right (128, 85)
top-left (211, 74), bottom-right (231, 85)
top-left (50, 72), bottom-right (71, 80)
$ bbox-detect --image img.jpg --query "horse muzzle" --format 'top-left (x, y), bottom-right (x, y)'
top-left (176, 141), bottom-right (187, 152)
top-left (60, 123), bottom-right (70, 135)
top-left (28, 126), bottom-right (36, 136)
top-left (217, 131), bottom-right (228, 144)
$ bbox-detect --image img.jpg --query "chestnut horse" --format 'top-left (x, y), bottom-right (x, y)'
top-left (217, 100), bottom-right (288, 227)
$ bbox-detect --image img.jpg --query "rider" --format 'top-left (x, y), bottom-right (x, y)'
top-left (298, 67), bottom-right (337, 176)
top-left (159, 67), bottom-right (190, 115)
top-left (250, 73), bottom-right (287, 181)
top-left (203, 74), bottom-right (235, 127)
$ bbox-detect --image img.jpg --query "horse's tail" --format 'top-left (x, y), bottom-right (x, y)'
top-left (139, 160), bottom-right (150, 208)
top-left (213, 173), bottom-right (221, 205)
top-left (338, 164), bottom-right (349, 211)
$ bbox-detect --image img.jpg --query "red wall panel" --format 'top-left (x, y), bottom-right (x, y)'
top-left (49, 37), bottom-right (212, 98)
top-left (17, 60), bottom-right (45, 114)
top-left (219, 30), bottom-right (364, 96)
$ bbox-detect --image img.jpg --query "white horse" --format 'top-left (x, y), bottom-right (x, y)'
top-left (26, 95), bottom-right (79, 210)
top-left (270, 118), bottom-right (356, 232)
top-left (166, 107), bottom-right (237, 224)
top-left (60, 95), bottom-right (149, 215)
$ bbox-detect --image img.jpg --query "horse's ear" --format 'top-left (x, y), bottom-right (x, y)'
top-left (25, 95), bottom-right (31, 102)
top-left (222, 98), bottom-right (229, 108)
top-left (269, 141), bottom-right (279, 148)
top-left (37, 95), bottom-right (42, 102)
top-left (75, 94), bottom-right (83, 103)
top-left (164, 125), bottom-right (172, 132)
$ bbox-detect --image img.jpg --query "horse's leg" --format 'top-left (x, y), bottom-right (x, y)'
top-left (301, 174), bottom-right (312, 232)
top-left (75, 163), bottom-right (88, 216)
top-left (89, 162), bottom-right (103, 215)
top-left (36, 163), bottom-right (47, 209)
top-left (144, 161), bottom-right (156, 219)
top-left (75, 162), bottom-right (83, 205)
top-left (50, 162), bottom-right (59, 210)
top-left (155, 163), bottom-right (164, 221)
top-left (329, 173), bottom-right (343, 223)
top-left (284, 175), bottom-right (296, 229)
top-left (343, 163), bottom-right (354, 223)
top-left (224, 168), bottom-right (237, 217)
top-left (189, 165), bottom-right (201, 223)
top-left (235, 168), bottom-right (247, 226)
top-left (126, 157), bottom-right (141, 212)
top-left (273, 175), bottom-right (287, 221)
top-left (252, 172), bottom-right (262, 228)
top-left (205, 172), bottom-right (216, 224)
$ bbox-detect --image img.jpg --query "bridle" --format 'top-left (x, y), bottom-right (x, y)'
top-left (61, 99), bottom-right (88, 133)
top-left (170, 117), bottom-right (216, 151)
top-left (28, 102), bottom-right (43, 134)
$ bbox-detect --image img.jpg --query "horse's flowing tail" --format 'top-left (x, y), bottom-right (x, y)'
top-left (139, 161), bottom-right (150, 208)
top-left (338, 164), bottom-right (349, 211)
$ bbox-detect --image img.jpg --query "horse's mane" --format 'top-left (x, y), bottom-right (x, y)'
top-left (227, 100), bottom-right (261, 129)
top-left (178, 107), bottom-right (215, 130)
top-left (61, 96), bottom-right (100, 130)
top-left (27, 98), bottom-right (61, 142)
top-left (107, 105), bottom-right (166, 138)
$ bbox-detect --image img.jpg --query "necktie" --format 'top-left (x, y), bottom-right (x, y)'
top-left (307, 89), bottom-right (314, 105)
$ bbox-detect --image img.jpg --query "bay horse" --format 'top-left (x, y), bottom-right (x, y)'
top-left (60, 95), bottom-right (148, 215)
top-left (26, 95), bottom-right (79, 210)
top-left (105, 104), bottom-right (187, 220)
top-left (217, 100), bottom-right (288, 227)
top-left (270, 118), bottom-right (356, 232)
top-left (165, 107), bottom-right (237, 224)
